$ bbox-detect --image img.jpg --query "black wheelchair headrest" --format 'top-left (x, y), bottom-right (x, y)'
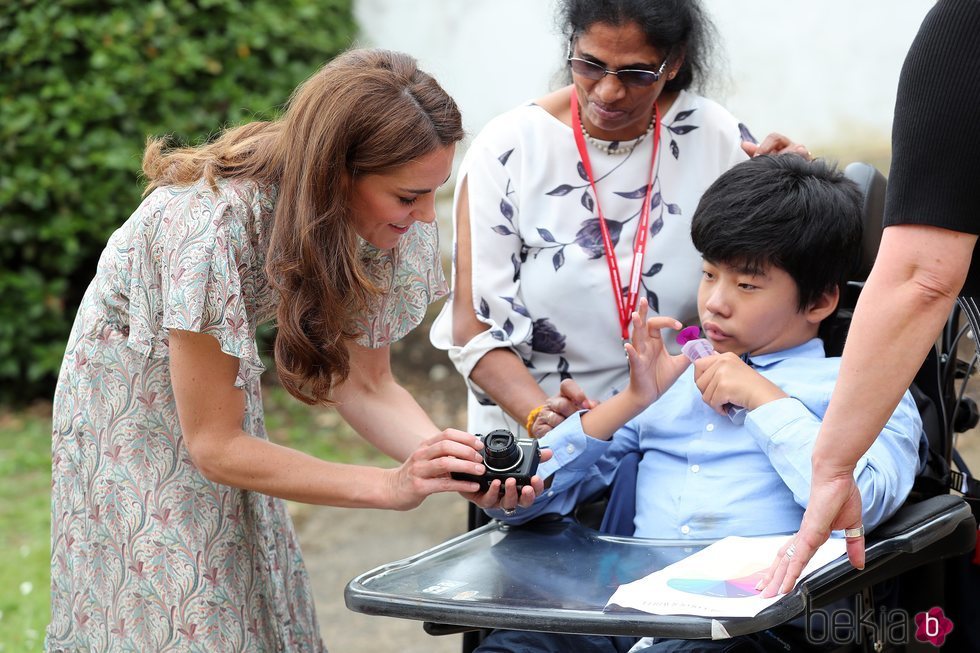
top-left (843, 161), bottom-right (886, 281)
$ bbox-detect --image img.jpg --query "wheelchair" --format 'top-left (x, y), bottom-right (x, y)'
top-left (345, 163), bottom-right (980, 652)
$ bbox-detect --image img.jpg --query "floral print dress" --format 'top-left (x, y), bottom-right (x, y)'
top-left (431, 90), bottom-right (750, 436)
top-left (47, 178), bottom-right (446, 652)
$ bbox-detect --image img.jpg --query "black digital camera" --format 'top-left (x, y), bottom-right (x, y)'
top-left (452, 429), bottom-right (541, 493)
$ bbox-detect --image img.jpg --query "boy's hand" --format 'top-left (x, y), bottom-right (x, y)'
top-left (463, 449), bottom-right (554, 513)
top-left (530, 379), bottom-right (598, 438)
top-left (693, 353), bottom-right (787, 415)
top-left (623, 298), bottom-right (689, 406)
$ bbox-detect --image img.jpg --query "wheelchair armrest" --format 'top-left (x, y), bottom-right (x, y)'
top-left (872, 494), bottom-right (970, 541)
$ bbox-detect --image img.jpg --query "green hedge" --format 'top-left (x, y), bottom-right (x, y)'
top-left (0, 0), bottom-right (356, 404)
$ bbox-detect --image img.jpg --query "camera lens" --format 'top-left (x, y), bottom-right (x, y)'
top-left (482, 429), bottom-right (523, 472)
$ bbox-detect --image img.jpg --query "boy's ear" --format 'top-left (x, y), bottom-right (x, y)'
top-left (804, 286), bottom-right (840, 325)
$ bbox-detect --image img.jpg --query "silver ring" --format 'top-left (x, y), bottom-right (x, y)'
top-left (844, 525), bottom-right (865, 539)
top-left (785, 544), bottom-right (796, 560)
top-left (502, 507), bottom-right (516, 517)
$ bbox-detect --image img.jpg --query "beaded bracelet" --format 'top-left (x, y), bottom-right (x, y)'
top-left (525, 405), bottom-right (546, 435)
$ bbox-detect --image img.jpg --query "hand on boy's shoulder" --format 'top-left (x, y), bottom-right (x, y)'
top-left (693, 353), bottom-right (788, 416)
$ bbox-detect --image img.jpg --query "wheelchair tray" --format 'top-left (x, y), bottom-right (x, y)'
top-left (345, 494), bottom-right (975, 639)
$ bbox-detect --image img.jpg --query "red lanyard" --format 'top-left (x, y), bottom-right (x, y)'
top-left (570, 93), bottom-right (661, 340)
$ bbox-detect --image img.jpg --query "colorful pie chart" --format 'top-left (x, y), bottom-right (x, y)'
top-left (666, 571), bottom-right (764, 598)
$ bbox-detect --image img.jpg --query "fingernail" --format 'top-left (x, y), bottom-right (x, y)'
top-left (755, 580), bottom-right (764, 591)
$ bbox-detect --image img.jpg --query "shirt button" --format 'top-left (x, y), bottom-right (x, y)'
top-left (566, 444), bottom-right (575, 454)
top-left (681, 525), bottom-right (691, 535)
top-left (691, 464), bottom-right (700, 473)
top-left (706, 423), bottom-right (715, 432)
top-left (547, 490), bottom-right (554, 497)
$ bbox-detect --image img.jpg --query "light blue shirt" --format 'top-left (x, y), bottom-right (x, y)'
top-left (492, 339), bottom-right (925, 539)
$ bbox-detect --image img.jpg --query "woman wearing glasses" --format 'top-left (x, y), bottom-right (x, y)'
top-left (432, 0), bottom-right (807, 448)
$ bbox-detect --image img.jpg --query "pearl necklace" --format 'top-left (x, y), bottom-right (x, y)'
top-left (579, 115), bottom-right (657, 156)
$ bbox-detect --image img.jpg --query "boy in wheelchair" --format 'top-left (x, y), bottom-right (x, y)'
top-left (477, 155), bottom-right (927, 652)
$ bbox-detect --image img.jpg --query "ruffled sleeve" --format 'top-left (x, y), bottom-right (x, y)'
top-left (352, 220), bottom-right (448, 348)
top-left (430, 119), bottom-right (535, 395)
top-left (125, 181), bottom-right (269, 388)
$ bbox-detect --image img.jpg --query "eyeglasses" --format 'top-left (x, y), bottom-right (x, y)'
top-left (567, 55), bottom-right (668, 87)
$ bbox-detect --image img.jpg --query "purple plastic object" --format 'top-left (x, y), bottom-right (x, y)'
top-left (675, 325), bottom-right (702, 347)
top-left (675, 324), bottom-right (747, 425)
top-left (677, 325), bottom-right (715, 361)
top-left (681, 338), bottom-right (715, 362)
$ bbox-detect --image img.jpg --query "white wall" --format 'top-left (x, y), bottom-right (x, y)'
top-left (354, 0), bottom-right (562, 141)
top-left (354, 0), bottom-right (932, 150)
top-left (709, 1), bottom-right (929, 148)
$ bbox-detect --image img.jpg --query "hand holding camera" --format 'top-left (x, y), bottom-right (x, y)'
top-left (452, 429), bottom-right (541, 493)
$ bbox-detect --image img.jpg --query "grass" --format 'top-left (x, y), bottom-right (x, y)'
top-left (0, 405), bottom-right (53, 652)
top-left (0, 384), bottom-right (397, 651)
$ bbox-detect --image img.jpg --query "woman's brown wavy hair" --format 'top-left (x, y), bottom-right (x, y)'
top-left (142, 48), bottom-right (464, 404)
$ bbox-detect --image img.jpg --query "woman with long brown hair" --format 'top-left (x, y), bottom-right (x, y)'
top-left (46, 49), bottom-right (538, 652)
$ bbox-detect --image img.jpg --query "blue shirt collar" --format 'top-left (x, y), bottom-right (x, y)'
top-left (743, 338), bottom-right (826, 369)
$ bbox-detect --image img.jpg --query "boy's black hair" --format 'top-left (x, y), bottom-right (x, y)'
top-left (691, 154), bottom-right (863, 312)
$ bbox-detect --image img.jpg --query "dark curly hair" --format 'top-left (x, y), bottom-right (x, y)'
top-left (558, 0), bottom-right (717, 93)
